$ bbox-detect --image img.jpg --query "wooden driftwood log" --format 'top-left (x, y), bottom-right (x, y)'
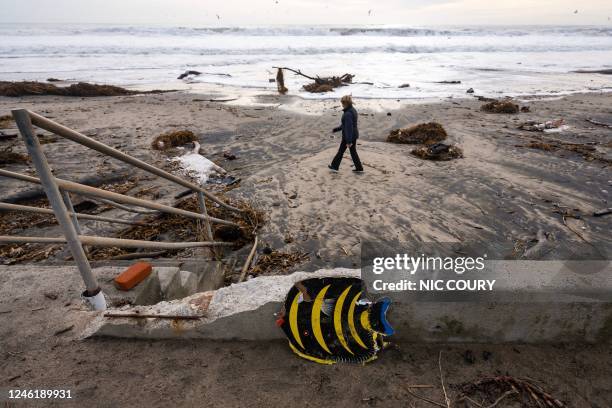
top-left (276, 68), bottom-right (288, 94)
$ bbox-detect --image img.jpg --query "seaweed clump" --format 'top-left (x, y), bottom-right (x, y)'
top-left (481, 100), bottom-right (519, 114)
top-left (387, 122), bottom-right (448, 145)
top-left (250, 250), bottom-right (309, 276)
top-left (411, 143), bottom-right (463, 161)
top-left (89, 195), bottom-right (264, 260)
top-left (151, 130), bottom-right (198, 150)
top-left (0, 81), bottom-right (136, 97)
top-left (0, 146), bottom-right (29, 165)
top-left (0, 115), bottom-right (13, 128)
top-left (303, 73), bottom-right (354, 93)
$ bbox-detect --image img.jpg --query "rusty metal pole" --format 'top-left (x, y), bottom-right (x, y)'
top-left (12, 109), bottom-right (105, 310)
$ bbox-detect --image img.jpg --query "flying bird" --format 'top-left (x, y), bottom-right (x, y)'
top-left (216, 14), bottom-right (221, 19)
top-left (574, 9), bottom-right (578, 14)
top-left (368, 9), bottom-right (372, 16)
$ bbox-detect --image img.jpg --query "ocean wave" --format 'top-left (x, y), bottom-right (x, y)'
top-left (2, 43), bottom-right (611, 57)
top-left (2, 24), bottom-right (612, 38)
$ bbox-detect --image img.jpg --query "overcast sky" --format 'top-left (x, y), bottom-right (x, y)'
top-left (1, 0), bottom-right (611, 26)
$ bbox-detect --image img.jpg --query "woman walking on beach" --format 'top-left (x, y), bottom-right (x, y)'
top-left (329, 95), bottom-right (364, 173)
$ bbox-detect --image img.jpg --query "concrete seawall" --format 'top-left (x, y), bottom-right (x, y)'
top-left (86, 266), bottom-right (612, 343)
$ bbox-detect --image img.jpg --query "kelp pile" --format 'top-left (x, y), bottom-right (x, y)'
top-left (0, 81), bottom-right (139, 97)
top-left (481, 99), bottom-right (520, 114)
top-left (0, 145), bottom-right (29, 165)
top-left (387, 122), bottom-right (448, 145)
top-left (249, 250), bottom-right (309, 276)
top-left (411, 143), bottom-right (464, 161)
top-left (151, 130), bottom-right (198, 150)
top-left (90, 195), bottom-right (264, 260)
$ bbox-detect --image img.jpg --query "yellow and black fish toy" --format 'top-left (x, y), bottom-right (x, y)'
top-left (276, 277), bottom-right (394, 365)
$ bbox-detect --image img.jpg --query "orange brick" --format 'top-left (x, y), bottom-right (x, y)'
top-left (114, 262), bottom-right (152, 291)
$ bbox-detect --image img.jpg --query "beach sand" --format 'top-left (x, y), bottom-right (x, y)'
top-left (1, 91), bottom-right (610, 266)
top-left (0, 91), bottom-right (611, 406)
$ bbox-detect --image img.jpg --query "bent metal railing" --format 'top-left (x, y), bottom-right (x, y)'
top-left (0, 109), bottom-right (243, 310)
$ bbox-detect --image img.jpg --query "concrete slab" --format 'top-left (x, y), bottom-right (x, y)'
top-left (84, 267), bottom-right (612, 343)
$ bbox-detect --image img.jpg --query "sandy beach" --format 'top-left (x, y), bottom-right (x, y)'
top-left (1, 91), bottom-right (610, 267)
top-left (1, 89), bottom-right (611, 406)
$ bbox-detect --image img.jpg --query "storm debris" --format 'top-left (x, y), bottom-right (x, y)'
top-left (481, 99), bottom-right (520, 114)
top-left (177, 70), bottom-right (202, 80)
top-left (151, 130), bottom-right (198, 150)
top-left (0, 115), bottom-right (13, 128)
top-left (250, 250), bottom-right (309, 276)
top-left (276, 68), bottom-right (288, 94)
top-left (387, 122), bottom-right (448, 145)
top-left (0, 145), bottom-right (29, 165)
top-left (456, 376), bottom-right (565, 408)
top-left (516, 139), bottom-right (608, 163)
top-left (411, 143), bottom-right (463, 161)
top-left (89, 195), bottom-right (263, 260)
top-left (273, 67), bottom-right (354, 93)
top-left (0, 81), bottom-right (138, 97)
top-left (518, 119), bottom-right (568, 133)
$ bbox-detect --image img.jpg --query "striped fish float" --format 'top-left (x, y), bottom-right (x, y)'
top-left (276, 277), bottom-right (394, 365)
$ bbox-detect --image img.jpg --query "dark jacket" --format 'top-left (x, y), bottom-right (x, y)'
top-left (334, 106), bottom-right (359, 144)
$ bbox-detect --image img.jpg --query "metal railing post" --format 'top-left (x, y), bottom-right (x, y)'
top-left (197, 191), bottom-right (216, 258)
top-left (60, 190), bottom-right (82, 234)
top-left (12, 109), bottom-right (105, 310)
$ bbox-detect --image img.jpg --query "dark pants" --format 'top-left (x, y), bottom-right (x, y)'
top-left (331, 140), bottom-right (363, 171)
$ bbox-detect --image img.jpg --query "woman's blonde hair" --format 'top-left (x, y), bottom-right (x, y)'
top-left (341, 95), bottom-right (353, 107)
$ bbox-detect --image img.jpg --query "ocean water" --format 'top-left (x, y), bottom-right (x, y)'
top-left (1, 24), bottom-right (612, 100)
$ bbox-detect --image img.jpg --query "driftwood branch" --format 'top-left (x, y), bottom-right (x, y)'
top-left (272, 66), bottom-right (317, 81)
top-left (238, 235), bottom-right (258, 283)
top-left (586, 118), bottom-right (612, 128)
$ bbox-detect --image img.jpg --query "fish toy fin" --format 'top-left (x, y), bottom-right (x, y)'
top-left (370, 297), bottom-right (394, 336)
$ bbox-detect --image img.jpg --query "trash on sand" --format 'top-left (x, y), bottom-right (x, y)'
top-left (277, 277), bottom-right (393, 364)
top-left (151, 130), bottom-right (198, 150)
top-left (411, 143), bottom-right (463, 161)
top-left (114, 262), bottom-right (153, 291)
top-left (387, 122), bottom-right (447, 145)
top-left (481, 99), bottom-right (520, 114)
top-left (170, 142), bottom-right (227, 185)
top-left (518, 119), bottom-right (569, 133)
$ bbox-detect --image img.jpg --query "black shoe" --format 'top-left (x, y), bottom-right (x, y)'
top-left (353, 169), bottom-right (364, 173)
top-left (328, 165), bottom-right (339, 172)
